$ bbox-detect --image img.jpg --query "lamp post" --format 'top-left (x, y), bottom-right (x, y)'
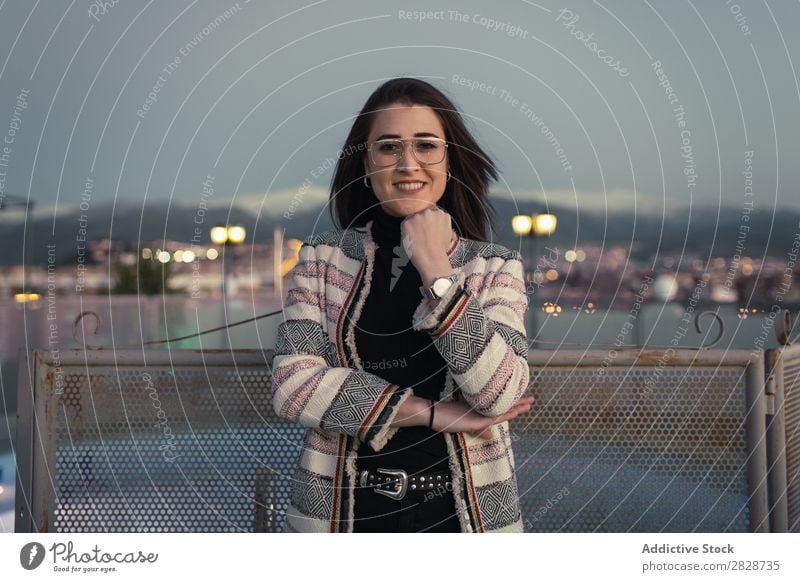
top-left (210, 224), bottom-right (246, 348)
top-left (1, 194), bottom-right (36, 302)
top-left (512, 211), bottom-right (557, 349)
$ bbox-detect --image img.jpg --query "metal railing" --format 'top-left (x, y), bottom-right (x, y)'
top-left (515, 348), bottom-right (767, 532)
top-left (765, 343), bottom-right (800, 532)
top-left (14, 345), bottom-right (795, 532)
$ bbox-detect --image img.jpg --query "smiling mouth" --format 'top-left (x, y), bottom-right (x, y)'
top-left (394, 182), bottom-right (426, 192)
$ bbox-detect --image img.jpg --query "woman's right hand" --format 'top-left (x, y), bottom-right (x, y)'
top-left (432, 396), bottom-right (535, 440)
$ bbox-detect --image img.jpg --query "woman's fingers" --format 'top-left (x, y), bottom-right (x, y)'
top-left (514, 398), bottom-right (534, 410)
top-left (454, 395), bottom-right (536, 439)
top-left (473, 427), bottom-right (492, 439)
top-left (486, 398), bottom-right (534, 426)
top-left (513, 397), bottom-right (535, 413)
top-left (504, 397), bottom-right (534, 417)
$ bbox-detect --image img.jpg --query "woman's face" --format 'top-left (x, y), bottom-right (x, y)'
top-left (363, 103), bottom-right (449, 217)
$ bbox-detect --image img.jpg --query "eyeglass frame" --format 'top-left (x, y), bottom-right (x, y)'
top-left (366, 136), bottom-right (449, 168)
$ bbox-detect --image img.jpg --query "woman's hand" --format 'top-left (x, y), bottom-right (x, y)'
top-left (391, 395), bottom-right (534, 440)
top-left (401, 207), bottom-right (456, 287)
top-left (432, 396), bottom-right (535, 439)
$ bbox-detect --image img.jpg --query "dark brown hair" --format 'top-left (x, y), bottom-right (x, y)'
top-left (329, 77), bottom-right (498, 241)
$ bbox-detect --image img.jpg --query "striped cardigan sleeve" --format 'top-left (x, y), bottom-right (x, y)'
top-left (411, 255), bottom-right (530, 417)
top-left (271, 240), bottom-right (414, 452)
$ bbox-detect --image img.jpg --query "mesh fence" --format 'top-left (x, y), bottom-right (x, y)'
top-left (16, 347), bottom-right (780, 532)
top-left (20, 351), bottom-right (301, 533)
top-left (510, 364), bottom-right (751, 532)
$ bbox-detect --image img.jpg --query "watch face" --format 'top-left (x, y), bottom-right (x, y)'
top-left (432, 278), bottom-right (453, 297)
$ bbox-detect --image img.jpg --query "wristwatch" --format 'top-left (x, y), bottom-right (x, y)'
top-left (419, 273), bottom-right (459, 301)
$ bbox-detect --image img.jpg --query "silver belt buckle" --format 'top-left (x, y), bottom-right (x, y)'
top-left (374, 468), bottom-right (408, 500)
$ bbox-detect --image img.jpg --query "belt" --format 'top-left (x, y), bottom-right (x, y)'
top-left (358, 468), bottom-right (452, 501)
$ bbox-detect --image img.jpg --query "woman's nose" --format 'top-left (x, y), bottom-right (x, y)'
top-left (397, 143), bottom-right (420, 170)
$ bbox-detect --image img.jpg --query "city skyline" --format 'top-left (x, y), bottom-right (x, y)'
top-left (1, 1), bottom-right (798, 220)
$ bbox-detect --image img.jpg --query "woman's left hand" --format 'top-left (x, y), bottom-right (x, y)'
top-left (432, 396), bottom-right (536, 440)
top-left (400, 206), bottom-right (455, 286)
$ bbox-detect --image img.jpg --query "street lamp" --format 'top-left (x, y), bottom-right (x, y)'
top-left (512, 212), bottom-right (557, 278)
top-left (533, 213), bottom-right (557, 237)
top-left (209, 226), bottom-right (229, 245)
top-left (512, 211), bottom-right (557, 348)
top-left (1, 194), bottom-right (37, 303)
top-left (210, 224), bottom-right (247, 294)
top-left (210, 224), bottom-right (246, 348)
top-left (511, 214), bottom-right (533, 236)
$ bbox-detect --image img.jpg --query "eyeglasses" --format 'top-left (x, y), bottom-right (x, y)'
top-left (368, 137), bottom-right (448, 167)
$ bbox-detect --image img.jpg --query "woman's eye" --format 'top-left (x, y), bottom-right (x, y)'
top-left (417, 141), bottom-right (438, 150)
top-left (378, 142), bottom-right (400, 152)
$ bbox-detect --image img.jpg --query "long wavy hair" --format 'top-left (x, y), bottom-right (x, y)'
top-left (329, 78), bottom-right (499, 241)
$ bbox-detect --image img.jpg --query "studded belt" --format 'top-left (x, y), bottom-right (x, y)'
top-left (358, 468), bottom-right (452, 501)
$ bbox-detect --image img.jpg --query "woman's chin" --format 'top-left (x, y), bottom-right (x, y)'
top-left (382, 200), bottom-right (436, 217)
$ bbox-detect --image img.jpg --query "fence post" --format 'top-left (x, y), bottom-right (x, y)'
top-left (764, 349), bottom-right (789, 532)
top-left (745, 354), bottom-right (769, 531)
top-left (14, 348), bottom-right (34, 533)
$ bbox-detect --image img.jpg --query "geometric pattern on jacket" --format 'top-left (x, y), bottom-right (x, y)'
top-left (272, 219), bottom-right (530, 532)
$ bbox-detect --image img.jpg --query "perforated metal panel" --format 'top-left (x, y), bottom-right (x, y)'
top-left (782, 344), bottom-right (800, 532)
top-left (509, 350), bottom-right (763, 532)
top-left (20, 350), bottom-right (302, 532)
top-left (16, 348), bottom-right (775, 532)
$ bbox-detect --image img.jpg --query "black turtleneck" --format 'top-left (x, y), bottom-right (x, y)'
top-left (350, 207), bottom-right (450, 474)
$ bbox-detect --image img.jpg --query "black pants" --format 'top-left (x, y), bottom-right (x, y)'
top-left (352, 476), bottom-right (461, 533)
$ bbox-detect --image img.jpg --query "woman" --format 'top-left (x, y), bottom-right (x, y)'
top-left (272, 77), bottom-right (534, 533)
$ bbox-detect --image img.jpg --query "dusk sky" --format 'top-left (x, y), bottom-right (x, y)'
top-left (0, 0), bottom-right (798, 225)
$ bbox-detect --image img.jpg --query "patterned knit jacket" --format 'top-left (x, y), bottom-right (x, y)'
top-left (272, 219), bottom-right (530, 533)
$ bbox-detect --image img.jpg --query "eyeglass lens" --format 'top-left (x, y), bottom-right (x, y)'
top-left (370, 138), bottom-right (446, 166)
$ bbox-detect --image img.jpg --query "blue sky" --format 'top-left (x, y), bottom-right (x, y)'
top-left (0, 0), bottom-right (797, 223)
